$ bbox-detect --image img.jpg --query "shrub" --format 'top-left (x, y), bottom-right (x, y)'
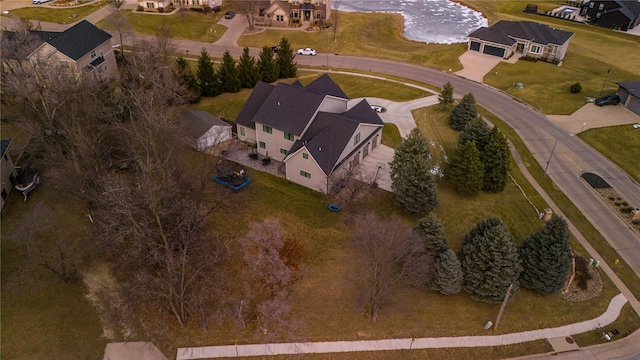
top-left (621, 207), bottom-right (633, 213)
top-left (136, 5), bottom-right (143, 11)
top-left (622, 201), bottom-right (629, 206)
top-left (158, 6), bottom-right (164, 12)
top-left (570, 82), bottom-right (582, 93)
top-left (574, 256), bottom-right (592, 290)
top-left (609, 196), bottom-right (615, 200)
top-left (212, 5), bottom-right (221, 12)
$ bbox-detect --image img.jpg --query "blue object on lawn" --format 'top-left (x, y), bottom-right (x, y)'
top-left (327, 204), bottom-right (341, 212)
top-left (214, 176), bottom-right (251, 190)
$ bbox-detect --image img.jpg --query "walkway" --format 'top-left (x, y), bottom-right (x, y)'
top-left (177, 294), bottom-right (628, 359)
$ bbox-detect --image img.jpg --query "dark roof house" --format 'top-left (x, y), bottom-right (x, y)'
top-left (581, 1), bottom-right (640, 31)
top-left (616, 81), bottom-right (640, 116)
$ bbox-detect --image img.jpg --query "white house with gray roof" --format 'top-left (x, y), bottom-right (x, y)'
top-left (467, 21), bottom-right (574, 63)
top-left (236, 74), bottom-right (384, 193)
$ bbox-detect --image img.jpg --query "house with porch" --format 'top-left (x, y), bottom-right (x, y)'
top-left (257, 0), bottom-right (331, 27)
top-left (467, 21), bottom-right (574, 63)
top-left (235, 74), bottom-right (384, 193)
top-left (580, 0), bottom-right (640, 31)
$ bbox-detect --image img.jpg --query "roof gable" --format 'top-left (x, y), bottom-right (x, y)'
top-left (235, 81), bottom-right (275, 129)
top-left (617, 80), bottom-right (640, 98)
top-left (305, 73), bottom-right (348, 99)
top-left (46, 20), bottom-right (112, 61)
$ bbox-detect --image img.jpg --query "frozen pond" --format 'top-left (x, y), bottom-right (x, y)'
top-left (335, 0), bottom-right (488, 44)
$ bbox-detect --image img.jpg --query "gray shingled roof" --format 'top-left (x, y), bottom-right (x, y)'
top-left (178, 110), bottom-right (230, 139)
top-left (617, 80), bottom-right (640, 98)
top-left (468, 20), bottom-right (573, 46)
top-left (288, 99), bottom-right (384, 175)
top-left (615, 0), bottom-right (640, 19)
top-left (305, 73), bottom-right (348, 99)
top-left (235, 81), bottom-right (275, 130)
top-left (252, 82), bottom-right (326, 135)
top-left (46, 20), bottom-right (112, 61)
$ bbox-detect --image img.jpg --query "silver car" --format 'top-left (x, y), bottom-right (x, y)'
top-left (297, 48), bottom-right (317, 56)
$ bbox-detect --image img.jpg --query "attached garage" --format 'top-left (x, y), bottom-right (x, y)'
top-left (617, 81), bottom-right (640, 116)
top-left (470, 41), bottom-right (481, 51)
top-left (482, 44), bottom-right (506, 58)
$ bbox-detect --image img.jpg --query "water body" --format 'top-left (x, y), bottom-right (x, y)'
top-left (336, 0), bottom-right (488, 44)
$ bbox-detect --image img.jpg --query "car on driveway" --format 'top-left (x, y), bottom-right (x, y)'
top-left (271, 45), bottom-right (281, 53)
top-left (32, 0), bottom-right (53, 4)
top-left (224, 11), bottom-right (235, 19)
top-left (297, 48), bottom-right (316, 56)
top-left (595, 94), bottom-right (621, 106)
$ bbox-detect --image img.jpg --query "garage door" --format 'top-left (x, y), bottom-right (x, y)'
top-left (627, 96), bottom-right (640, 116)
top-left (483, 45), bottom-right (506, 58)
top-left (470, 41), bottom-right (481, 51)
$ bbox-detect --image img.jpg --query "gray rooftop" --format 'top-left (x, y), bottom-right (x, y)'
top-left (178, 110), bottom-right (230, 140)
top-left (46, 20), bottom-right (112, 61)
top-left (617, 80), bottom-right (640, 98)
top-left (468, 20), bottom-right (574, 46)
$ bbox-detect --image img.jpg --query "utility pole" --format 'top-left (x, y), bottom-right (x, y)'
top-left (599, 64), bottom-right (613, 96)
top-left (494, 283), bottom-right (514, 331)
top-left (543, 139), bottom-right (557, 177)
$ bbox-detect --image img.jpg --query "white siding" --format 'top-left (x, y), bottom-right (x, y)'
top-left (198, 125), bottom-right (232, 151)
top-left (285, 147), bottom-right (328, 192)
top-left (335, 124), bottom-right (380, 166)
top-left (254, 123), bottom-right (298, 161)
top-left (238, 126), bottom-right (256, 144)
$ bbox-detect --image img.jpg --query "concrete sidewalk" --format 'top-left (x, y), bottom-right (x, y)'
top-left (177, 294), bottom-right (627, 359)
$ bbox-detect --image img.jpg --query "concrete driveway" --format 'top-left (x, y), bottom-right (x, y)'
top-left (355, 144), bottom-right (394, 191)
top-left (455, 50), bottom-right (521, 83)
top-left (548, 102), bottom-right (640, 134)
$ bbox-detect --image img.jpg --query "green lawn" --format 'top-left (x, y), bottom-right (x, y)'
top-left (97, 9), bottom-right (226, 42)
top-left (238, 11), bottom-right (467, 71)
top-left (579, 124), bottom-right (640, 183)
top-left (382, 123), bottom-right (402, 149)
top-left (2, 1), bottom-right (107, 23)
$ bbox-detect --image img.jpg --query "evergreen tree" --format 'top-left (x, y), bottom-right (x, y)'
top-left (414, 214), bottom-right (448, 253)
top-left (431, 249), bottom-right (463, 295)
top-left (238, 47), bottom-right (260, 89)
top-left (257, 46), bottom-right (279, 83)
top-left (481, 127), bottom-right (511, 193)
top-left (276, 37), bottom-right (297, 78)
top-left (445, 141), bottom-right (484, 196)
top-left (457, 117), bottom-right (490, 150)
top-left (438, 81), bottom-right (454, 109)
top-left (449, 93), bottom-right (478, 131)
top-left (519, 215), bottom-right (573, 294)
top-left (390, 128), bottom-right (439, 213)
top-left (459, 217), bottom-right (522, 303)
top-left (175, 56), bottom-right (201, 103)
top-left (196, 48), bottom-right (221, 97)
top-left (218, 50), bottom-right (241, 93)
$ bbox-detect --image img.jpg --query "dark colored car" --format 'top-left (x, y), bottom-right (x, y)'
top-left (271, 45), bottom-right (281, 53)
top-left (224, 11), bottom-right (235, 19)
top-left (595, 94), bottom-right (620, 106)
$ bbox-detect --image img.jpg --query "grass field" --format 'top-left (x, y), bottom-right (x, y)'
top-left (2, 1), bottom-right (107, 23)
top-left (238, 11), bottom-right (467, 71)
top-left (579, 124), bottom-right (640, 183)
top-left (97, 9), bottom-right (227, 42)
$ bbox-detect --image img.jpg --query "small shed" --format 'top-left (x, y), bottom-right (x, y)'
top-left (178, 110), bottom-right (233, 153)
top-left (616, 81), bottom-right (640, 116)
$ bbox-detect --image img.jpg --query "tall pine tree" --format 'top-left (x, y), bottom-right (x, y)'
top-left (438, 81), bottom-right (454, 109)
top-left (257, 46), bottom-right (279, 83)
top-left (449, 93), bottom-right (478, 131)
top-left (481, 127), bottom-right (511, 193)
top-left (196, 48), bottom-right (221, 97)
top-left (390, 128), bottom-right (439, 213)
top-left (459, 217), bottom-right (522, 303)
top-left (414, 214), bottom-right (448, 253)
top-left (457, 117), bottom-right (490, 150)
top-left (175, 56), bottom-right (201, 103)
top-left (238, 47), bottom-right (260, 89)
top-left (445, 140), bottom-right (484, 196)
top-left (519, 215), bottom-right (573, 294)
top-left (218, 50), bottom-right (241, 93)
top-left (431, 250), bottom-right (463, 295)
top-left (276, 37), bottom-right (297, 78)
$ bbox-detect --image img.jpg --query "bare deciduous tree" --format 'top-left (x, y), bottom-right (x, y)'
top-left (235, 0), bottom-right (261, 31)
top-left (351, 212), bottom-right (434, 322)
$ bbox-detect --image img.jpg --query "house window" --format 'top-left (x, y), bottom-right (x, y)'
top-left (599, 3), bottom-right (604, 10)
top-left (303, 153), bottom-right (308, 159)
top-left (147, 2), bottom-right (154, 8)
top-left (596, 12), bottom-right (601, 18)
top-left (292, 0), bottom-right (299, 4)
top-left (103, 65), bottom-right (108, 71)
top-left (284, 132), bottom-right (294, 141)
top-left (259, 141), bottom-right (266, 149)
top-left (262, 125), bottom-right (273, 134)
top-left (240, 127), bottom-right (245, 136)
top-left (280, 148), bottom-right (288, 155)
top-left (589, 2), bottom-right (594, 8)
top-left (300, 170), bottom-right (311, 179)
top-left (315, 11), bottom-right (322, 19)
top-left (530, 45), bottom-right (541, 54)
top-left (354, 132), bottom-right (361, 145)
top-left (292, 11), bottom-right (299, 18)
top-left (90, 50), bottom-right (96, 59)
top-left (276, 15), bottom-right (284, 22)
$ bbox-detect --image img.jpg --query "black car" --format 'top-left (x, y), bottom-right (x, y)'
top-left (271, 45), bottom-right (281, 53)
top-left (595, 94), bottom-right (621, 106)
top-left (224, 11), bottom-right (235, 19)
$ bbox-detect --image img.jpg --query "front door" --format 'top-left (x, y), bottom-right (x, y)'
top-left (304, 10), bottom-right (311, 21)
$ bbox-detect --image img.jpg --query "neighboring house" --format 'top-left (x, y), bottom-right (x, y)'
top-left (181, 0), bottom-right (216, 10)
top-left (617, 81), bottom-right (640, 116)
top-left (236, 74), bottom-right (384, 193)
top-left (580, 0), bottom-right (640, 31)
top-left (1, 138), bottom-right (17, 210)
top-left (178, 110), bottom-right (233, 152)
top-left (257, 0), bottom-right (331, 26)
top-left (139, 0), bottom-right (170, 11)
top-left (25, 20), bottom-right (116, 81)
top-left (143, 0), bottom-right (215, 11)
top-left (467, 21), bottom-right (574, 63)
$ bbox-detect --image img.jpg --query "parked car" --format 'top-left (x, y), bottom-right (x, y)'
top-left (595, 94), bottom-right (621, 106)
top-left (32, 0), bottom-right (53, 4)
top-left (271, 45), bottom-right (281, 53)
top-left (297, 48), bottom-right (316, 56)
top-left (224, 11), bottom-right (235, 19)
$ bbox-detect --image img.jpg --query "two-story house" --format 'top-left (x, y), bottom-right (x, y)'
top-left (236, 74), bottom-right (383, 193)
top-left (467, 21), bottom-right (574, 63)
top-left (580, 0), bottom-right (640, 31)
top-left (26, 20), bottom-right (117, 81)
top-left (258, 0), bottom-right (331, 26)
